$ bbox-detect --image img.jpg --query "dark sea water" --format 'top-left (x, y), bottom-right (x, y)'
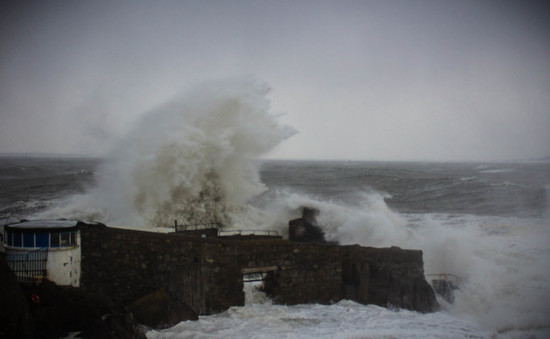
top-left (2, 156), bottom-right (548, 222)
top-left (259, 160), bottom-right (550, 219)
top-left (0, 156), bottom-right (99, 223)
top-left (1, 155), bottom-right (549, 337)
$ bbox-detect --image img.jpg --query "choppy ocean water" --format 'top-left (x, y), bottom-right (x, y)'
top-left (1, 156), bottom-right (549, 338)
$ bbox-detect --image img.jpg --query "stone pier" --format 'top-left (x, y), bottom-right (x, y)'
top-left (79, 224), bottom-right (437, 315)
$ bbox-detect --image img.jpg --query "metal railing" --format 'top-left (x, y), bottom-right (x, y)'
top-left (175, 222), bottom-right (223, 233)
top-left (219, 230), bottom-right (280, 237)
top-left (5, 248), bottom-right (48, 285)
top-left (173, 221), bottom-right (280, 238)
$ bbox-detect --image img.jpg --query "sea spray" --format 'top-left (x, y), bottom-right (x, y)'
top-left (36, 78), bottom-right (296, 226)
top-left (250, 184), bottom-right (550, 335)
top-left (250, 188), bottom-right (411, 246)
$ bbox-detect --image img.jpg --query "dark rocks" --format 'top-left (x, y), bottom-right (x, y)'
top-left (126, 289), bottom-right (198, 329)
top-left (431, 278), bottom-right (459, 304)
top-left (26, 279), bottom-right (146, 339)
top-left (0, 261), bottom-right (146, 339)
top-left (0, 256), bottom-right (34, 338)
top-left (289, 207), bottom-right (326, 243)
top-left (28, 279), bottom-right (111, 337)
top-left (77, 311), bottom-right (145, 339)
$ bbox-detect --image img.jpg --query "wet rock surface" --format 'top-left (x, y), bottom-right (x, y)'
top-left (0, 260), bottom-right (146, 339)
top-left (126, 289), bottom-right (198, 329)
top-left (1, 256), bottom-right (34, 338)
top-left (288, 207), bottom-right (326, 243)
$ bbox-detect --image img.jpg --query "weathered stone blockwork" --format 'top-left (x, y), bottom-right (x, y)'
top-left (342, 245), bottom-right (437, 312)
top-left (79, 225), bottom-right (437, 316)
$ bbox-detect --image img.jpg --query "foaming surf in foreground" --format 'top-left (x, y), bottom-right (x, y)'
top-left (147, 300), bottom-right (492, 339)
top-left (36, 78), bottom-right (296, 227)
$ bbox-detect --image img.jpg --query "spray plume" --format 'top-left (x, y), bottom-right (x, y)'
top-left (41, 78), bottom-right (296, 227)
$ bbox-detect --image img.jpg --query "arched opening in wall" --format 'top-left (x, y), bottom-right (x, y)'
top-left (242, 267), bottom-right (277, 305)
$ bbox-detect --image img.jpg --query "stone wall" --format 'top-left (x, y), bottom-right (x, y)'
top-left (342, 245), bottom-right (437, 312)
top-left (80, 226), bottom-right (216, 313)
top-left (79, 224), bottom-right (437, 315)
top-left (227, 240), bottom-right (344, 305)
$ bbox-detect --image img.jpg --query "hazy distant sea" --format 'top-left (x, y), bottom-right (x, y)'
top-left (1, 155), bottom-right (549, 338)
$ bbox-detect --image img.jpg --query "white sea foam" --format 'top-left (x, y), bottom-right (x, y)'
top-left (146, 299), bottom-right (492, 339)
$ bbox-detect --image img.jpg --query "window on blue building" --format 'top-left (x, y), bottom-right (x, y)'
top-left (50, 232), bottom-right (60, 247)
top-left (23, 233), bottom-right (34, 247)
top-left (13, 231), bottom-right (22, 247)
top-left (7, 229), bottom-right (77, 248)
top-left (60, 232), bottom-right (70, 246)
top-left (35, 232), bottom-right (49, 248)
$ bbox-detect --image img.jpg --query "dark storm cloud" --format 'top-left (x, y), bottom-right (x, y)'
top-left (1, 0), bottom-right (549, 161)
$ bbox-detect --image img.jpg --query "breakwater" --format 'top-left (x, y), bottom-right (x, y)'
top-left (80, 224), bottom-right (437, 315)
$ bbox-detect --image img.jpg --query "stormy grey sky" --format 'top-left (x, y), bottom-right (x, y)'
top-left (1, 0), bottom-right (549, 161)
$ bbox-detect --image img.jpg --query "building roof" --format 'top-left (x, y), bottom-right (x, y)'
top-left (5, 220), bottom-right (79, 230)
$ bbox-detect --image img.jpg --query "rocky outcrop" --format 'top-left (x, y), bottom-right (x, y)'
top-left (28, 279), bottom-right (113, 337)
top-left (0, 261), bottom-right (146, 339)
top-left (0, 256), bottom-right (34, 338)
top-left (431, 278), bottom-right (458, 304)
top-left (287, 208), bottom-right (438, 312)
top-left (77, 311), bottom-right (144, 339)
top-left (288, 207), bottom-right (326, 243)
top-left (27, 280), bottom-right (146, 338)
top-left (126, 289), bottom-right (198, 329)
